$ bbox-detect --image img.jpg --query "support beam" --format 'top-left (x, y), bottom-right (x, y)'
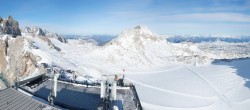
top-left (111, 81), bottom-right (117, 100)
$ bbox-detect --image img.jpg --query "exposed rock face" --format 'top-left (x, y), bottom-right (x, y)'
top-left (0, 16), bottom-right (21, 37)
top-left (19, 52), bottom-right (37, 77)
top-left (0, 17), bottom-right (3, 23)
top-left (0, 38), bottom-right (7, 72)
top-left (0, 36), bottom-right (38, 85)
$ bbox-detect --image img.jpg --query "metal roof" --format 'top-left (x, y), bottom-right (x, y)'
top-left (0, 88), bottom-right (57, 110)
top-left (22, 79), bottom-right (137, 110)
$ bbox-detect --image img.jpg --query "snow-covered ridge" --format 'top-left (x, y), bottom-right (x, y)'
top-left (22, 26), bottom-right (67, 43)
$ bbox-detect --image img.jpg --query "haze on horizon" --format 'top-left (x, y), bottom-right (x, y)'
top-left (0, 0), bottom-right (250, 36)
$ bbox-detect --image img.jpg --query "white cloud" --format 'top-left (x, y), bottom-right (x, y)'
top-left (160, 12), bottom-right (250, 22)
top-left (149, 22), bottom-right (250, 36)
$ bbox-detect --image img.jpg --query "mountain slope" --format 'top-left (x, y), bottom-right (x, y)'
top-left (82, 25), bottom-right (212, 68)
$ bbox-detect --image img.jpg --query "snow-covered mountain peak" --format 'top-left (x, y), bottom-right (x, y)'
top-left (119, 25), bottom-right (155, 39)
top-left (133, 25), bottom-right (153, 35)
top-left (91, 26), bottom-right (188, 67)
top-left (108, 25), bottom-right (162, 48)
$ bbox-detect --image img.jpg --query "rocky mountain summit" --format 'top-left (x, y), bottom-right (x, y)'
top-left (0, 16), bottom-right (21, 37)
top-left (108, 25), bottom-right (163, 48)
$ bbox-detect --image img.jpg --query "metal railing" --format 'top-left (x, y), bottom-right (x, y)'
top-left (130, 84), bottom-right (143, 110)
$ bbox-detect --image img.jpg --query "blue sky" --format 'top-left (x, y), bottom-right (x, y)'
top-left (0, 0), bottom-right (250, 35)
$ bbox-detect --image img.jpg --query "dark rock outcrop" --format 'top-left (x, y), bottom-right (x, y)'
top-left (0, 17), bottom-right (3, 23)
top-left (0, 16), bottom-right (21, 37)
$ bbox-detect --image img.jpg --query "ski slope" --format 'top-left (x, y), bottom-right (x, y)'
top-left (125, 60), bottom-right (250, 110)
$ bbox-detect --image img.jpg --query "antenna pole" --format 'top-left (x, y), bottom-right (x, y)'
top-left (48, 68), bottom-right (59, 106)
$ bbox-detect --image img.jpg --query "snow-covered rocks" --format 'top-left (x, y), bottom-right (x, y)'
top-left (22, 27), bottom-right (47, 36)
top-left (22, 26), bottom-right (67, 43)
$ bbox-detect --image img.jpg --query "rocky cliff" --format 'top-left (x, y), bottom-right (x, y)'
top-left (0, 36), bottom-right (38, 85)
top-left (0, 16), bottom-right (39, 86)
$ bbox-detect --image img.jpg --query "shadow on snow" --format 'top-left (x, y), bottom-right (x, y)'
top-left (212, 58), bottom-right (250, 89)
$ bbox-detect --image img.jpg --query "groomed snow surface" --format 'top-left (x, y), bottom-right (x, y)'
top-left (21, 26), bottom-right (250, 110)
top-left (126, 60), bottom-right (250, 110)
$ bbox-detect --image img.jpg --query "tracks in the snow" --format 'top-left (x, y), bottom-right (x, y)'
top-left (125, 77), bottom-right (215, 100)
top-left (183, 66), bottom-right (232, 108)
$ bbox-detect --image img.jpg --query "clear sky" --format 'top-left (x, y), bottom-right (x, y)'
top-left (0, 0), bottom-right (250, 35)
